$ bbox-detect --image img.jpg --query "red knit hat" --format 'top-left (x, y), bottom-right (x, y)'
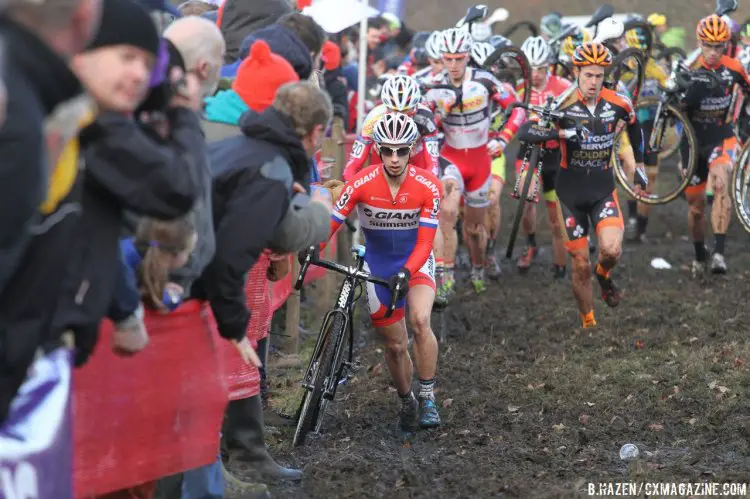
top-left (297, 0), bottom-right (313, 9)
top-left (232, 40), bottom-right (300, 112)
top-left (321, 40), bottom-right (341, 71)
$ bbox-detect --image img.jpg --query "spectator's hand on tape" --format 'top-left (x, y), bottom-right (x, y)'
top-left (232, 337), bottom-right (262, 367)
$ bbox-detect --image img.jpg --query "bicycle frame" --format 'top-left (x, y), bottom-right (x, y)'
top-left (296, 245), bottom-right (397, 406)
top-left (300, 263), bottom-right (361, 404)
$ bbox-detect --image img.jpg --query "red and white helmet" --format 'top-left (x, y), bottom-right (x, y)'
top-left (380, 75), bottom-right (422, 112)
top-left (440, 27), bottom-right (473, 55)
top-left (373, 113), bottom-right (420, 146)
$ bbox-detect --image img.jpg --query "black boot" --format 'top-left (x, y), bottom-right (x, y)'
top-left (225, 395), bottom-right (303, 482)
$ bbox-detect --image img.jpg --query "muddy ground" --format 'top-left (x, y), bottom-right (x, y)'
top-left (229, 161), bottom-right (750, 498)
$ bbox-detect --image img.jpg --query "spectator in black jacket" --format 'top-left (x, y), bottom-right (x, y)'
top-left (53, 0), bottom-right (206, 365)
top-left (0, 0), bottom-right (101, 424)
top-left (194, 81), bottom-right (332, 352)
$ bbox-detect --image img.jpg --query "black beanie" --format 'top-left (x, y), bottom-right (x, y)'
top-left (86, 0), bottom-right (160, 57)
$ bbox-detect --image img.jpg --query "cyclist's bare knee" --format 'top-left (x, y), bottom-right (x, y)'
top-left (463, 220), bottom-right (485, 238)
top-left (409, 310), bottom-right (432, 337)
top-left (598, 242), bottom-right (622, 264)
top-left (384, 332), bottom-right (408, 357)
top-left (710, 165), bottom-right (729, 194)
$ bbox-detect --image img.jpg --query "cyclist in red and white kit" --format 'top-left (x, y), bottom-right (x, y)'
top-left (413, 31), bottom-right (445, 86)
top-left (425, 28), bottom-right (526, 293)
top-left (515, 36), bottom-right (571, 278)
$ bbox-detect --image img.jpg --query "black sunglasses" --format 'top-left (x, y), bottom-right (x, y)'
top-left (379, 146), bottom-right (411, 157)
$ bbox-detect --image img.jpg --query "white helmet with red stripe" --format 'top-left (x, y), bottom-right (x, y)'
top-left (380, 74), bottom-right (422, 112)
top-left (440, 27), bottom-right (474, 55)
top-left (373, 113), bottom-right (419, 146)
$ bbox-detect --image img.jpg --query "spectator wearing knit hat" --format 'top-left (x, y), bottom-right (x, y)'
top-left (202, 41), bottom-right (330, 256)
top-left (322, 40), bottom-right (348, 124)
top-left (204, 39), bottom-right (299, 132)
top-left (203, 37), bottom-right (332, 252)
top-left (222, 12), bottom-right (326, 80)
top-left (0, 0), bottom-right (100, 425)
top-left (53, 0), bottom-right (207, 365)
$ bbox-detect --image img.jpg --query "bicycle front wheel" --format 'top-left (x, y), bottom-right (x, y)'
top-left (731, 139), bottom-right (750, 233)
top-left (292, 314), bottom-right (343, 447)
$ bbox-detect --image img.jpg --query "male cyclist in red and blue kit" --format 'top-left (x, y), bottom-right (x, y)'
top-left (328, 114), bottom-right (443, 432)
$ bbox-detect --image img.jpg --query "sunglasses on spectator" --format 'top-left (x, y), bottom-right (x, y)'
top-left (379, 145), bottom-right (411, 157)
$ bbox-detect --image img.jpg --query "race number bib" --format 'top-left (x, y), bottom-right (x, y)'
top-left (350, 140), bottom-right (365, 158)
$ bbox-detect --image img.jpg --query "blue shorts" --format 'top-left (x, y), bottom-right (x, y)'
top-left (363, 253), bottom-right (436, 327)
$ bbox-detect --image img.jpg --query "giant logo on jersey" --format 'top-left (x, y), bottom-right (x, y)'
top-left (414, 174), bottom-right (441, 205)
top-left (358, 203), bottom-right (420, 230)
top-left (354, 168), bottom-right (380, 189)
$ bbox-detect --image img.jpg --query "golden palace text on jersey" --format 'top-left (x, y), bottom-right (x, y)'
top-left (685, 54), bottom-right (750, 146)
top-left (557, 88), bottom-right (642, 198)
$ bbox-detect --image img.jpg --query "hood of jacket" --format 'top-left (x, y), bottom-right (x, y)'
top-left (204, 89), bottom-right (249, 126)
top-left (239, 24), bottom-right (313, 80)
top-left (240, 107), bottom-right (310, 184)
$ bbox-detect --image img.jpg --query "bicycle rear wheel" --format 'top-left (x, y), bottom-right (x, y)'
top-left (506, 147), bottom-right (539, 259)
top-left (613, 98), bottom-right (697, 205)
top-left (292, 314), bottom-right (343, 447)
top-left (731, 139), bottom-right (750, 233)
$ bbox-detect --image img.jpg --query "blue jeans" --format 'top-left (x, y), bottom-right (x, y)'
top-left (181, 452), bottom-right (224, 499)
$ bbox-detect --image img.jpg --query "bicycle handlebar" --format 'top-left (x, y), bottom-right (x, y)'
top-left (504, 99), bottom-right (566, 122)
top-left (295, 248), bottom-right (400, 318)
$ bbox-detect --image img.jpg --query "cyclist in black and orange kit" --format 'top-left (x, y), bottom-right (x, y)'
top-left (554, 42), bottom-right (645, 328)
top-left (682, 14), bottom-right (750, 276)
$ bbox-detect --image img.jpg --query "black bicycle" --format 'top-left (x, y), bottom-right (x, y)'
top-left (611, 62), bottom-right (724, 204)
top-left (292, 244), bottom-right (400, 447)
top-left (503, 97), bottom-right (585, 259)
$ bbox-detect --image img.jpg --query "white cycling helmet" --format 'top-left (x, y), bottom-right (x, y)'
top-left (380, 75), bottom-right (422, 112)
top-left (425, 31), bottom-right (443, 60)
top-left (521, 36), bottom-right (551, 67)
top-left (470, 42), bottom-right (495, 67)
top-left (440, 27), bottom-right (473, 55)
top-left (373, 113), bottom-right (420, 147)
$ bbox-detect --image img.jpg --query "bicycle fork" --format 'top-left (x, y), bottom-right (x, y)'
top-left (511, 150), bottom-right (543, 203)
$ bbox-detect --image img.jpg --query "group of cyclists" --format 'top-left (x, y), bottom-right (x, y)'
top-left (308, 5), bottom-right (750, 434)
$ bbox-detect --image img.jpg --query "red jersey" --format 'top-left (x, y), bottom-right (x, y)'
top-left (343, 104), bottom-right (440, 181)
top-left (330, 164), bottom-right (442, 277)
